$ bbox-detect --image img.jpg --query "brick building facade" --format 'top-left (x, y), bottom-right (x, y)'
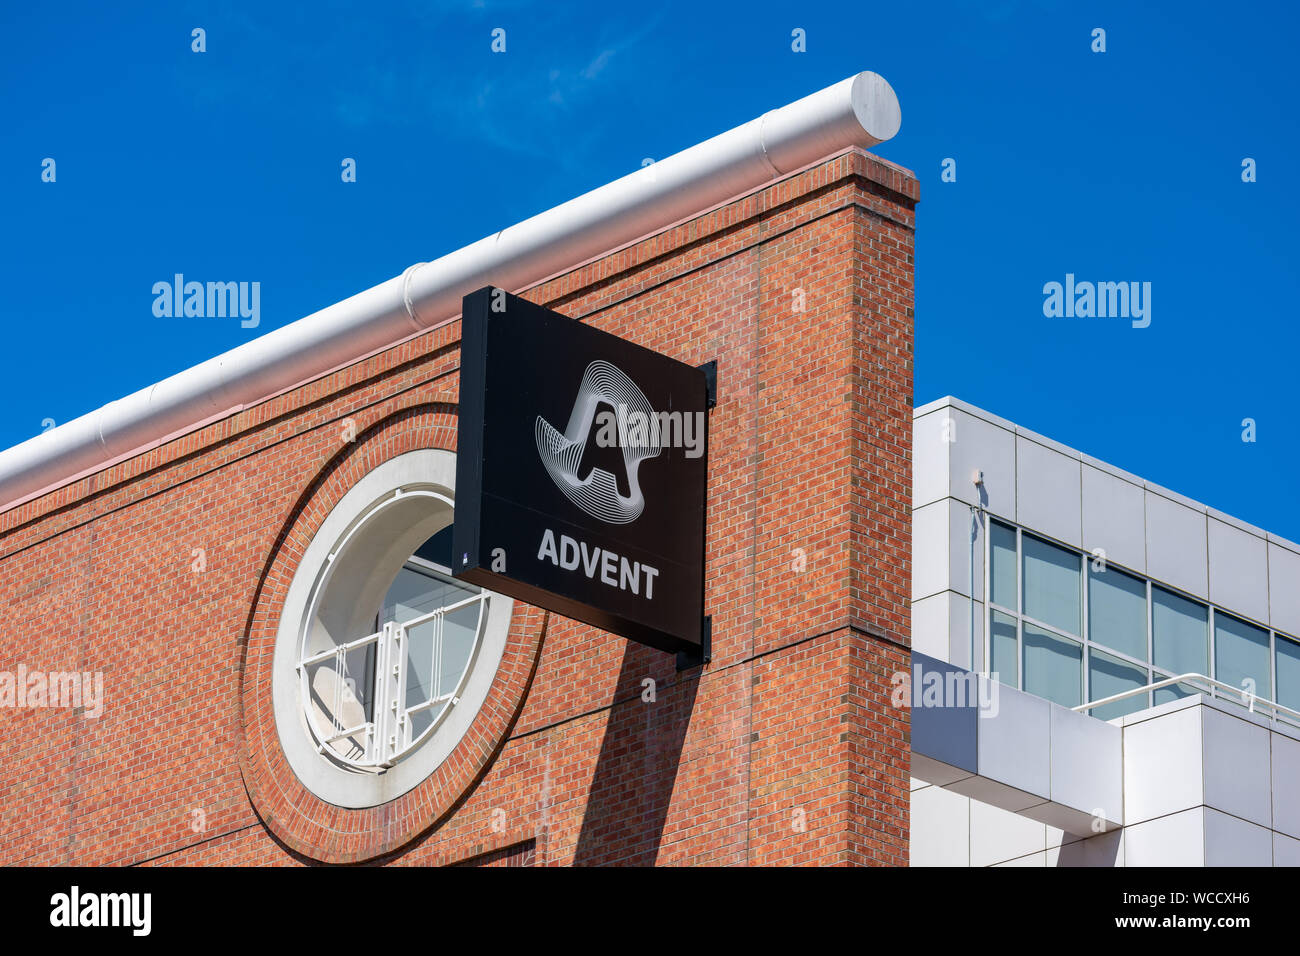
top-left (0, 125), bottom-right (917, 864)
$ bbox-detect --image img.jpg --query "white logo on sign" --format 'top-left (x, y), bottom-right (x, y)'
top-left (535, 360), bottom-right (661, 524)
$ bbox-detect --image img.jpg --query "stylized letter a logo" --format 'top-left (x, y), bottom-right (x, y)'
top-left (535, 361), bottom-right (662, 524)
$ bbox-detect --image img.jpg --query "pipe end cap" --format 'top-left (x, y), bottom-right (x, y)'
top-left (849, 71), bottom-right (902, 144)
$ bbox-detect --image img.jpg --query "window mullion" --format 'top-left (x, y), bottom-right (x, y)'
top-left (981, 511), bottom-right (991, 675)
top-left (374, 621), bottom-right (406, 766)
top-left (370, 624), bottom-right (388, 765)
top-left (394, 622), bottom-right (407, 759)
top-left (1146, 578), bottom-right (1154, 709)
top-left (332, 646), bottom-right (345, 736)
top-left (1208, 605), bottom-right (1217, 701)
top-left (1016, 527), bottom-right (1024, 690)
top-left (1018, 612), bottom-right (1082, 644)
top-left (437, 610), bottom-right (446, 710)
top-left (1271, 628), bottom-right (1278, 704)
top-left (1081, 552), bottom-right (1090, 706)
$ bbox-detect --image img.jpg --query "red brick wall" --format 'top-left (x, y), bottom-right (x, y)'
top-left (0, 148), bottom-right (916, 866)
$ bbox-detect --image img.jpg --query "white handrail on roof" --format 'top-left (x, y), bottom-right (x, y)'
top-left (1074, 672), bottom-right (1300, 728)
top-left (0, 72), bottom-right (902, 514)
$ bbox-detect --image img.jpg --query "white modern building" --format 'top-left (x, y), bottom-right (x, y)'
top-left (910, 396), bottom-right (1300, 866)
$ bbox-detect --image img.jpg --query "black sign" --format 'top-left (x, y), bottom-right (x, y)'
top-left (452, 287), bottom-right (709, 656)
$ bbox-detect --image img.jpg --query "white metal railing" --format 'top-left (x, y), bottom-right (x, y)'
top-left (297, 589), bottom-right (488, 771)
top-left (1074, 672), bottom-right (1300, 729)
top-left (300, 628), bottom-right (382, 668)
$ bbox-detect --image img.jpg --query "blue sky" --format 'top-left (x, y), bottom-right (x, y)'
top-left (2, 1), bottom-right (1297, 538)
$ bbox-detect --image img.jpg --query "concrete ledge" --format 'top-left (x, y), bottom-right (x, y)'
top-left (910, 653), bottom-right (1122, 833)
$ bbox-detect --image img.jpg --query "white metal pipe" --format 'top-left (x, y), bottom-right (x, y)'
top-left (0, 72), bottom-right (901, 514)
top-left (1074, 672), bottom-right (1300, 726)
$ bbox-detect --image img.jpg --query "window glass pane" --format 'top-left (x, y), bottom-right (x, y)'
top-left (1214, 613), bottom-right (1270, 697)
top-left (1022, 534), bottom-right (1081, 635)
top-left (343, 642), bottom-right (377, 720)
top-left (1154, 680), bottom-right (1200, 706)
top-left (990, 521), bottom-right (1017, 610)
top-left (409, 706), bottom-right (436, 742)
top-left (305, 640), bottom-right (377, 762)
top-left (305, 650), bottom-right (375, 731)
top-left (1023, 623), bottom-right (1082, 707)
top-left (382, 566), bottom-right (478, 625)
top-left (1152, 586), bottom-right (1208, 676)
top-left (404, 603), bottom-right (482, 709)
top-left (405, 617), bottom-right (436, 707)
top-left (990, 610), bottom-right (1018, 688)
top-left (403, 600), bottom-right (482, 746)
top-left (441, 603), bottom-right (481, 698)
top-left (1276, 635), bottom-right (1300, 711)
top-left (1088, 565), bottom-right (1147, 661)
top-left (1088, 648), bottom-right (1148, 721)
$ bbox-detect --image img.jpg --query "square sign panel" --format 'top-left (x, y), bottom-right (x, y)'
top-left (453, 287), bottom-right (708, 655)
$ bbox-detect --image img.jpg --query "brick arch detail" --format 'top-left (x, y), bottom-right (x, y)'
top-left (235, 404), bottom-right (547, 864)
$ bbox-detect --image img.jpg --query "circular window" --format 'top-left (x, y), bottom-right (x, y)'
top-left (271, 449), bottom-right (513, 808)
top-left (299, 506), bottom-right (489, 771)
